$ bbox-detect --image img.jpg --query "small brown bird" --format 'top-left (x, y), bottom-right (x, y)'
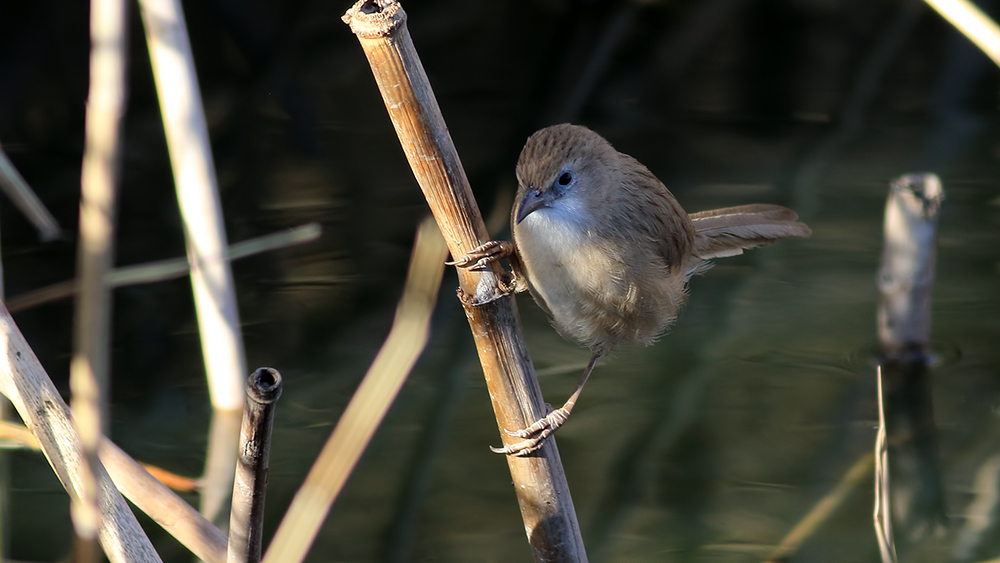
top-left (451, 124), bottom-right (811, 456)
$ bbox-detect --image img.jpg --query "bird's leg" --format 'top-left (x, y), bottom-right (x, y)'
top-left (447, 240), bottom-right (528, 294)
top-left (491, 351), bottom-right (603, 456)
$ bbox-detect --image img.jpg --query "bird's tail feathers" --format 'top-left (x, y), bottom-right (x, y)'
top-left (689, 204), bottom-right (811, 260)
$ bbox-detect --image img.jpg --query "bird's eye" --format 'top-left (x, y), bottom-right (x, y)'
top-left (557, 172), bottom-right (573, 186)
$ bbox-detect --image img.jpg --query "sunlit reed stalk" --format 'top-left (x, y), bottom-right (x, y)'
top-left (0, 302), bottom-right (161, 562)
top-left (0, 143), bottom-right (61, 241)
top-left (71, 0), bottom-right (128, 558)
top-left (874, 368), bottom-right (898, 563)
top-left (261, 217), bottom-right (447, 563)
top-left (137, 0), bottom-right (247, 524)
top-left (136, 0), bottom-right (246, 413)
top-left (342, 2), bottom-right (586, 560)
top-left (6, 222), bottom-right (322, 313)
top-left (100, 440), bottom-right (227, 563)
top-left (924, 0), bottom-right (1000, 66)
top-left (0, 420), bottom-right (39, 449)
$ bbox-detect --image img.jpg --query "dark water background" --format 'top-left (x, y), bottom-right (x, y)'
top-left (2, 0), bottom-right (1000, 561)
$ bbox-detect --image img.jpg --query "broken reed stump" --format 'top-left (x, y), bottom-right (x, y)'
top-left (342, 1), bottom-right (588, 561)
top-left (878, 173), bottom-right (944, 360)
top-left (876, 172), bottom-right (948, 540)
top-left (228, 368), bottom-right (283, 563)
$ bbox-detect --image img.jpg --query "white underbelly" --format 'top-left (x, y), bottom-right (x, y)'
top-left (515, 209), bottom-right (627, 347)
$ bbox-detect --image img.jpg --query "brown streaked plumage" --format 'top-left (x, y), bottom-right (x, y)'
top-left (451, 123), bottom-right (811, 456)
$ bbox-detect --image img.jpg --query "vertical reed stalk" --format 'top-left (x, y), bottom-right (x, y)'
top-left (877, 173), bottom-right (943, 358)
top-left (341, 2), bottom-right (587, 561)
top-left (228, 368), bottom-right (283, 563)
top-left (875, 173), bottom-right (946, 550)
top-left (874, 368), bottom-right (897, 563)
top-left (72, 0), bottom-right (127, 558)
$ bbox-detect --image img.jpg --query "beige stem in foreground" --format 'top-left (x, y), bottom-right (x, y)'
top-left (261, 217), bottom-right (447, 563)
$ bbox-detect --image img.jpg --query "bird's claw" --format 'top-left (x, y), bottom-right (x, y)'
top-left (446, 240), bottom-right (514, 271)
top-left (490, 406), bottom-right (570, 457)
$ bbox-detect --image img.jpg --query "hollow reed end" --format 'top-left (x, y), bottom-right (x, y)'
top-left (246, 367), bottom-right (283, 405)
top-left (343, 2), bottom-right (587, 560)
top-left (342, 0), bottom-right (404, 38)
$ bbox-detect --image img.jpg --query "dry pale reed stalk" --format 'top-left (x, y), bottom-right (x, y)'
top-left (0, 143), bottom-right (61, 241)
top-left (6, 222), bottom-right (321, 313)
top-left (0, 302), bottom-right (161, 562)
top-left (341, 2), bottom-right (587, 560)
top-left (100, 440), bottom-right (228, 563)
top-left (137, 0), bottom-right (247, 522)
top-left (0, 306), bottom-right (228, 561)
top-left (72, 0), bottom-right (128, 556)
top-left (136, 0), bottom-right (246, 413)
top-left (924, 0), bottom-right (1000, 66)
top-left (260, 217), bottom-right (447, 563)
top-left (0, 419), bottom-right (40, 449)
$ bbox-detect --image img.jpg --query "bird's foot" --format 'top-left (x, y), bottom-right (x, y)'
top-left (446, 240), bottom-right (515, 271)
top-left (490, 406), bottom-right (570, 457)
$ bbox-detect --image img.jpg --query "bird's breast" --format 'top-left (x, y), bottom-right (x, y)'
top-left (514, 204), bottom-right (682, 352)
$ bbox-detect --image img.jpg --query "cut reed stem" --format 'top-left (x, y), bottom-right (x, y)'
top-left (340, 2), bottom-right (587, 560)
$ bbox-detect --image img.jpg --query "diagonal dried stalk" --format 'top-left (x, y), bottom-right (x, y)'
top-left (763, 453), bottom-right (873, 563)
top-left (6, 222), bottom-right (322, 313)
top-left (0, 302), bottom-right (161, 563)
top-left (340, 2), bottom-right (587, 561)
top-left (924, 0), bottom-right (1000, 66)
top-left (261, 217), bottom-right (448, 563)
top-left (0, 301), bottom-right (228, 562)
top-left (0, 142), bottom-right (61, 242)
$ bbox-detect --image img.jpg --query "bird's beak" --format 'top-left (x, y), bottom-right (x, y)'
top-left (516, 188), bottom-right (547, 224)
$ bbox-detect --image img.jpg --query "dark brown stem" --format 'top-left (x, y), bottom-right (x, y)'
top-left (342, 2), bottom-right (587, 561)
top-left (228, 368), bottom-right (283, 563)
